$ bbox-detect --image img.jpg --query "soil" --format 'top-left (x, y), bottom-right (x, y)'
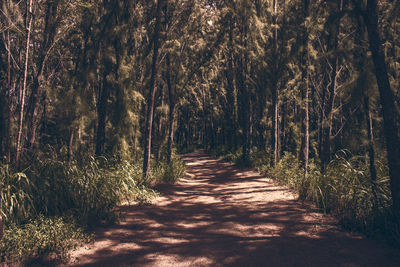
top-left (65, 150), bottom-right (400, 266)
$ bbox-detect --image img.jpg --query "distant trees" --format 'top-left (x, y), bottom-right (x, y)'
top-left (172, 0), bottom-right (399, 221)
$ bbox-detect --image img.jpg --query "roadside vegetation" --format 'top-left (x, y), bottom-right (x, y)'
top-left (0, 149), bottom-right (185, 264)
top-left (213, 147), bottom-right (399, 245)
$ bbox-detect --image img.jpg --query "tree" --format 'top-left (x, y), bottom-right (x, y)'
top-left (143, 0), bottom-right (165, 181)
top-left (363, 0), bottom-right (400, 219)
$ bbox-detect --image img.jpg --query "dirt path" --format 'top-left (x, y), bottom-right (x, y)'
top-left (67, 150), bottom-right (400, 266)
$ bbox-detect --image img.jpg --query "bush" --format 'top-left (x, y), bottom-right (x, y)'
top-left (23, 156), bottom-right (159, 225)
top-left (0, 215), bottom-right (91, 264)
top-left (269, 152), bottom-right (303, 191)
top-left (222, 149), bottom-right (242, 163)
top-left (226, 149), bottom-right (398, 243)
top-left (160, 156), bottom-right (187, 184)
top-left (0, 153), bottom-right (160, 263)
top-left (261, 150), bottom-right (397, 241)
top-left (0, 163), bottom-right (35, 225)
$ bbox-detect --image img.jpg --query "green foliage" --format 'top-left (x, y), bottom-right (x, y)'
top-left (0, 153), bottom-right (160, 263)
top-left (223, 149), bottom-right (243, 163)
top-left (323, 152), bottom-right (392, 232)
top-left (0, 215), bottom-right (91, 264)
top-left (0, 163), bottom-right (35, 225)
top-left (218, 148), bottom-right (398, 242)
top-left (161, 157), bottom-right (187, 184)
top-left (22, 154), bottom-right (159, 225)
top-left (149, 154), bottom-right (187, 185)
top-left (269, 152), bottom-right (304, 191)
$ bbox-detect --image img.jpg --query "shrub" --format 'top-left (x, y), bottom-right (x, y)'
top-left (0, 163), bottom-right (35, 225)
top-left (265, 150), bottom-right (397, 241)
top-left (238, 149), bottom-right (398, 242)
top-left (222, 149), bottom-right (242, 163)
top-left (160, 156), bottom-right (187, 184)
top-left (17, 155), bottom-right (160, 225)
top-left (0, 215), bottom-right (91, 264)
top-left (269, 152), bottom-right (303, 191)
top-left (0, 153), bottom-right (160, 263)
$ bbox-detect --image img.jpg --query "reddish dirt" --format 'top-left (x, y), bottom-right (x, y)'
top-left (65, 150), bottom-right (400, 266)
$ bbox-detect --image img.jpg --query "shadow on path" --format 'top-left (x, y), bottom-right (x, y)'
top-left (67, 150), bottom-right (400, 267)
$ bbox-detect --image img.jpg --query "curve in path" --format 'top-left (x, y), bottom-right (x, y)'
top-left (67, 150), bottom-right (400, 266)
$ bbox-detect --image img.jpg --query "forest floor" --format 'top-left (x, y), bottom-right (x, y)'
top-left (65, 150), bottom-right (400, 267)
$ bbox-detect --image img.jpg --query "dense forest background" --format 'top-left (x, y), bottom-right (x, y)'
top-left (0, 0), bottom-right (399, 263)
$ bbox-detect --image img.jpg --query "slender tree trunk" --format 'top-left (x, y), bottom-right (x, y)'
top-left (95, 76), bottom-right (109, 155)
top-left (0, 39), bottom-right (6, 159)
top-left (318, 87), bottom-right (326, 162)
top-left (16, 0), bottom-right (33, 164)
top-left (321, 0), bottom-right (343, 171)
top-left (0, 88), bottom-right (5, 160)
top-left (156, 85), bottom-right (165, 161)
top-left (304, 82), bottom-right (310, 173)
top-left (355, 15), bottom-right (377, 199)
top-left (26, 1), bottom-right (59, 151)
top-left (272, 88), bottom-right (279, 167)
top-left (143, 0), bottom-right (165, 181)
top-left (0, 217), bottom-right (2, 240)
top-left (302, 0), bottom-right (310, 175)
top-left (68, 130), bottom-right (74, 163)
top-left (364, 96), bottom-right (377, 198)
top-left (166, 54), bottom-right (175, 163)
top-left (280, 103), bottom-right (286, 154)
top-left (365, 0), bottom-right (400, 219)
top-left (226, 22), bottom-right (236, 150)
top-left (238, 21), bottom-right (250, 162)
top-left (249, 96), bottom-right (253, 152)
top-left (271, 0), bottom-right (279, 167)
top-left (0, 28), bottom-right (11, 161)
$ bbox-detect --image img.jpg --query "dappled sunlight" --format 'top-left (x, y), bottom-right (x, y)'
top-left (66, 151), bottom-right (400, 267)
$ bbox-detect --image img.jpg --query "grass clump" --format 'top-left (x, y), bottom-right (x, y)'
top-left (0, 215), bottom-right (91, 265)
top-left (162, 157), bottom-right (186, 184)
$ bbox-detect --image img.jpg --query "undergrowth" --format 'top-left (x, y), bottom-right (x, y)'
top-left (267, 151), bottom-right (399, 244)
top-left (217, 147), bottom-right (399, 245)
top-left (0, 150), bottom-right (185, 264)
top-left (0, 215), bottom-right (91, 264)
top-left (161, 156), bottom-right (187, 184)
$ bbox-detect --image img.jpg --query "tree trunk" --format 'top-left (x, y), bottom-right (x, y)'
top-left (143, 0), bottom-right (164, 181)
top-left (321, 0), bottom-right (343, 171)
top-left (302, 0), bottom-right (310, 175)
top-left (364, 96), bottom-right (377, 198)
top-left (365, 0), bottom-right (400, 219)
top-left (0, 217), bottom-right (2, 241)
top-left (16, 0), bottom-right (33, 165)
top-left (68, 130), bottom-right (74, 163)
top-left (0, 27), bottom-right (12, 161)
top-left (272, 85), bottom-right (279, 167)
top-left (166, 54), bottom-right (175, 163)
top-left (226, 22), bottom-right (236, 150)
top-left (155, 85), bottom-right (165, 161)
top-left (95, 76), bottom-right (109, 156)
top-left (271, 0), bottom-right (279, 167)
top-left (26, 1), bottom-right (59, 151)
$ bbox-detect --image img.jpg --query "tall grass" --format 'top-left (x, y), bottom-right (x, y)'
top-left (0, 164), bottom-right (35, 225)
top-left (21, 156), bottom-right (159, 225)
top-left (160, 156), bottom-right (186, 184)
top-left (1, 215), bottom-right (91, 264)
top-left (244, 150), bottom-right (398, 243)
top-left (0, 153), bottom-right (163, 263)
